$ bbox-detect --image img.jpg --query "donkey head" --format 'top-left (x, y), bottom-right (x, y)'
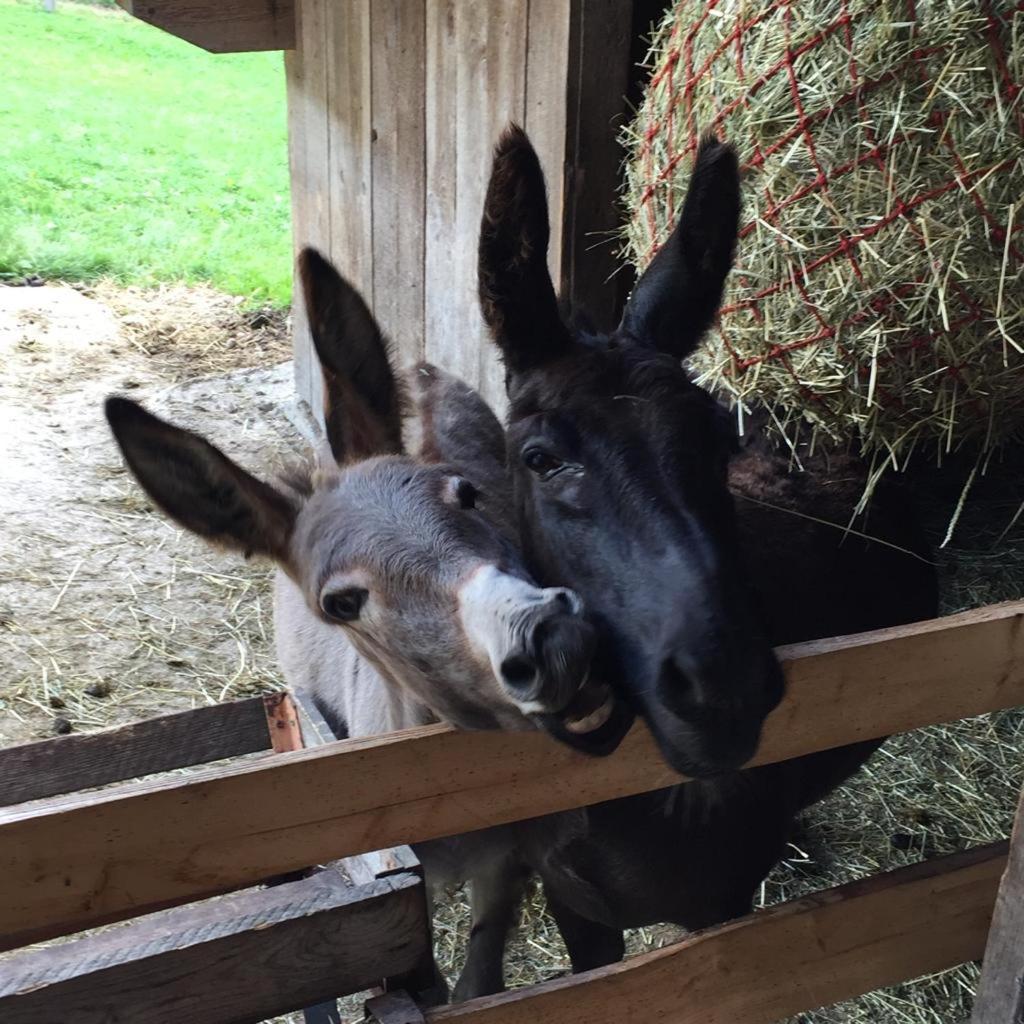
top-left (107, 248), bottom-right (624, 751)
top-left (478, 127), bottom-right (785, 776)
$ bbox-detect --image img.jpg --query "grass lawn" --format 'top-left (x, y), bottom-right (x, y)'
top-left (0, 0), bottom-right (291, 304)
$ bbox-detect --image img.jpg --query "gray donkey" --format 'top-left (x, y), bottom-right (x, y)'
top-left (105, 248), bottom-right (626, 1001)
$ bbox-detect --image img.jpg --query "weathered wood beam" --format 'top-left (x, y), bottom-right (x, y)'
top-left (429, 843), bottom-right (1008, 1024)
top-left (1, 601), bottom-right (1022, 949)
top-left (0, 870), bottom-right (426, 1024)
top-left (0, 695), bottom-right (270, 807)
top-left (971, 784), bottom-right (1024, 1022)
top-left (117, 0), bottom-right (295, 53)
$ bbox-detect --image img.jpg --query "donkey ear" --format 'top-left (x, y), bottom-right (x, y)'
top-left (408, 362), bottom-right (506, 488)
top-left (298, 248), bottom-right (404, 463)
top-left (105, 397), bottom-right (295, 564)
top-left (478, 125), bottom-right (572, 376)
top-left (620, 136), bottom-right (740, 359)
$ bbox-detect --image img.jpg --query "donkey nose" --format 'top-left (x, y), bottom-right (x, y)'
top-left (659, 642), bottom-right (786, 723)
top-left (499, 653), bottom-right (540, 698)
top-left (498, 608), bottom-right (594, 707)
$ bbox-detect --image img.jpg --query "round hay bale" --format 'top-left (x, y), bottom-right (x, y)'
top-left (622, 1), bottom-right (1024, 476)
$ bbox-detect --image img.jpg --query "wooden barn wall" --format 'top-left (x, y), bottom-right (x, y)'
top-left (286, 0), bottom-right (632, 424)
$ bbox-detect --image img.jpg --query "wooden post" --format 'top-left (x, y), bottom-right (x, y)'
top-left (286, 0), bottom-right (635, 420)
top-left (263, 691), bottom-right (306, 753)
top-left (971, 783), bottom-right (1024, 1023)
top-left (284, 689), bottom-right (435, 1019)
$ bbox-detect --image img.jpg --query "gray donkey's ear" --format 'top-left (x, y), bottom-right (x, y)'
top-left (105, 397), bottom-right (296, 564)
top-left (298, 247), bottom-right (405, 464)
top-left (407, 363), bottom-right (507, 493)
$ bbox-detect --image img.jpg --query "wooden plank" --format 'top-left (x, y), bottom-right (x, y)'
top-left (424, 1), bottom-right (529, 414)
top-left (324, 0), bottom-right (373, 302)
top-left (423, 0), bottom-right (460, 398)
top-left (117, 0), bottom-right (295, 53)
top-left (523, 1), bottom-right (572, 287)
top-left (286, 0), bottom-right (331, 427)
top-left (1, 601), bottom-right (1022, 949)
top-left (971, 785), bottom-right (1024, 1022)
top-left (287, 688), bottom-right (430, 1011)
top-left (0, 870), bottom-right (426, 1024)
top-left (560, 0), bottom-right (634, 329)
top-left (429, 843), bottom-right (1009, 1024)
top-left (344, 846), bottom-right (424, 889)
top-left (0, 696), bottom-right (269, 807)
top-left (369, 0), bottom-right (427, 370)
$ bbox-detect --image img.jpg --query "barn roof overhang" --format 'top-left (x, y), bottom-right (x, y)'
top-left (116, 0), bottom-right (295, 53)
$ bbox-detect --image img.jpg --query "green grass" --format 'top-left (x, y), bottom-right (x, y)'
top-left (0, 0), bottom-right (291, 304)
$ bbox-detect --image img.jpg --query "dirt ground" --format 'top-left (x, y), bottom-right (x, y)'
top-left (1, 281), bottom-right (1023, 1023)
top-left (0, 281), bottom-right (296, 747)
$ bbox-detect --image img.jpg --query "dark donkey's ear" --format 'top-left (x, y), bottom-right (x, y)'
top-left (620, 136), bottom-right (741, 359)
top-left (298, 248), bottom-right (404, 463)
top-left (478, 125), bottom-right (572, 376)
top-left (105, 397), bottom-right (296, 565)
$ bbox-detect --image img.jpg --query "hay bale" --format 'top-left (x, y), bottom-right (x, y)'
top-left (622, 0), bottom-right (1023, 481)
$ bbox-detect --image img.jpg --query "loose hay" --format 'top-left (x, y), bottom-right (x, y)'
top-left (622, 0), bottom-right (1024, 497)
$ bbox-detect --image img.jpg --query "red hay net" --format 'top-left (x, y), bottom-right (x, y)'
top-left (622, 0), bottom-right (1024, 462)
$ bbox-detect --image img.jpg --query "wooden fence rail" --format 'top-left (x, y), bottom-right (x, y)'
top-left (0, 696), bottom-right (271, 807)
top-left (1, 601), bottom-right (1022, 951)
top-left (0, 870), bottom-right (426, 1024)
top-left (430, 843), bottom-right (1008, 1024)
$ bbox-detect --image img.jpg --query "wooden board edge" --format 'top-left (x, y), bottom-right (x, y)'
top-left (0, 695), bottom-right (271, 808)
top-left (429, 843), bottom-right (1008, 1024)
top-left (0, 871), bottom-right (426, 1023)
top-left (971, 785), bottom-right (1024, 1022)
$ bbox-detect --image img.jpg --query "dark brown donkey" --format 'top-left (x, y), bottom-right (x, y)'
top-left (476, 126), bottom-right (939, 970)
top-left (105, 249), bottom-right (626, 1001)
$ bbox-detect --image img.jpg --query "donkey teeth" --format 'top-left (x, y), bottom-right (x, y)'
top-left (564, 697), bottom-right (615, 735)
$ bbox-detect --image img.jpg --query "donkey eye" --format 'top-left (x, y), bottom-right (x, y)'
top-left (523, 448), bottom-right (564, 479)
top-left (321, 587), bottom-right (368, 622)
top-left (442, 476), bottom-right (479, 509)
top-left (455, 479), bottom-right (478, 509)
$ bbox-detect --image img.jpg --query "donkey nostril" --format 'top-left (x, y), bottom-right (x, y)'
top-left (500, 654), bottom-right (537, 692)
top-left (659, 656), bottom-right (703, 716)
top-left (549, 589), bottom-right (579, 614)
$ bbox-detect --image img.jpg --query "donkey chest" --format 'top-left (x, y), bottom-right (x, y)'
top-left (527, 785), bottom-right (793, 931)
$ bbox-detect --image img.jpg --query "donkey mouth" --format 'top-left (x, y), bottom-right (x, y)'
top-left (563, 685), bottom-right (616, 735)
top-left (536, 683), bottom-right (634, 756)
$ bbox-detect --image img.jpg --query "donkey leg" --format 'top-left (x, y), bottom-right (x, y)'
top-left (544, 886), bottom-right (625, 974)
top-left (451, 857), bottom-right (529, 1002)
